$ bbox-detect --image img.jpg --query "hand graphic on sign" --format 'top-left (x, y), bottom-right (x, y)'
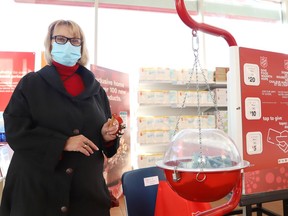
top-left (267, 128), bottom-right (288, 153)
top-left (275, 130), bottom-right (288, 153)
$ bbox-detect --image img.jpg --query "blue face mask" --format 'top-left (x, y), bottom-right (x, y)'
top-left (51, 42), bottom-right (81, 66)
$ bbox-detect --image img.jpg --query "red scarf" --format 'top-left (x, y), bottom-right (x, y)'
top-left (52, 61), bottom-right (84, 96)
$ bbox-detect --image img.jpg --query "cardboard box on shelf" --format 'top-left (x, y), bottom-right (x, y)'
top-left (214, 67), bottom-right (229, 82)
top-left (177, 91), bottom-right (197, 105)
top-left (138, 90), bottom-right (171, 105)
top-left (139, 67), bottom-right (176, 82)
top-left (138, 153), bottom-right (164, 168)
top-left (215, 110), bottom-right (228, 133)
top-left (177, 68), bottom-right (211, 83)
top-left (138, 130), bottom-right (170, 144)
top-left (137, 116), bottom-right (171, 131)
top-left (154, 90), bottom-right (170, 105)
top-left (138, 90), bottom-right (155, 104)
top-left (177, 115), bottom-right (216, 130)
top-left (213, 88), bottom-right (227, 106)
top-left (139, 67), bottom-right (157, 81)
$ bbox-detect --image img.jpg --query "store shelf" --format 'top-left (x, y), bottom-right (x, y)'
top-left (137, 104), bottom-right (227, 116)
top-left (139, 81), bottom-right (227, 87)
top-left (135, 67), bottom-right (228, 168)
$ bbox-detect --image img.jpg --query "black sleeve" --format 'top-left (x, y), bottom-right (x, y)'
top-left (3, 73), bottom-right (68, 170)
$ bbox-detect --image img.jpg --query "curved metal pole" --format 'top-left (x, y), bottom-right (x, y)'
top-left (175, 0), bottom-right (237, 47)
top-left (196, 174), bottom-right (242, 216)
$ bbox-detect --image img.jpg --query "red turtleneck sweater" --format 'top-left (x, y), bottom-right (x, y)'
top-left (52, 61), bottom-right (84, 96)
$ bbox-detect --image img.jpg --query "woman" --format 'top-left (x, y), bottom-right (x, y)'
top-left (0, 20), bottom-right (122, 216)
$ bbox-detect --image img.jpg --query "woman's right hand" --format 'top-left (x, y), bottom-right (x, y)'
top-left (64, 134), bottom-right (99, 156)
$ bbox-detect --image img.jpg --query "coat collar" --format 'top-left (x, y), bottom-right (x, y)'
top-left (37, 65), bottom-right (101, 99)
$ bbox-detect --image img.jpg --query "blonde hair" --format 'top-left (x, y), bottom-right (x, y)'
top-left (44, 20), bottom-right (89, 66)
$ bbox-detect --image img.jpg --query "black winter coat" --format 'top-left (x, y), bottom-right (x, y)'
top-left (0, 65), bottom-right (119, 216)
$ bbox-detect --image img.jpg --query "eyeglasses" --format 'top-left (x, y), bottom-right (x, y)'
top-left (51, 35), bottom-right (82, 47)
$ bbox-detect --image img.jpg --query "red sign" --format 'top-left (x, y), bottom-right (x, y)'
top-left (0, 52), bottom-right (35, 111)
top-left (90, 64), bottom-right (130, 198)
top-left (234, 47), bottom-right (288, 194)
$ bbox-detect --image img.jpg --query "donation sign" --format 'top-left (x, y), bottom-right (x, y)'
top-left (231, 47), bottom-right (288, 194)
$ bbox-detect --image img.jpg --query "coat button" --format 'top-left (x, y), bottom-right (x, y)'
top-left (61, 206), bottom-right (68, 213)
top-left (73, 129), bottom-right (80, 135)
top-left (66, 168), bottom-right (74, 175)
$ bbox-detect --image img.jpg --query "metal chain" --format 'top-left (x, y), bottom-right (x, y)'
top-left (173, 29), bottom-right (225, 170)
top-left (173, 70), bottom-right (193, 137)
top-left (173, 30), bottom-right (199, 137)
top-left (191, 30), bottom-right (204, 169)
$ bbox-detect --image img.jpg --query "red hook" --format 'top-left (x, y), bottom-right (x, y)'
top-left (175, 0), bottom-right (237, 47)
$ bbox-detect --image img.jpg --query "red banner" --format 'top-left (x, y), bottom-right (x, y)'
top-left (90, 64), bottom-right (130, 198)
top-left (0, 52), bottom-right (35, 111)
top-left (238, 47), bottom-right (288, 194)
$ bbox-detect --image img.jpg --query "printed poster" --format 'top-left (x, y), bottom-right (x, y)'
top-left (0, 51), bottom-right (35, 111)
top-left (90, 64), bottom-right (130, 199)
top-left (230, 47), bottom-right (288, 194)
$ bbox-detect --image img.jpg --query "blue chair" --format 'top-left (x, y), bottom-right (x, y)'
top-left (121, 166), bottom-right (166, 216)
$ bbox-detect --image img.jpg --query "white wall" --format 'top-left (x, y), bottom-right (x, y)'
top-left (203, 17), bottom-right (288, 70)
top-left (97, 9), bottom-right (194, 73)
top-left (99, 7), bottom-right (288, 74)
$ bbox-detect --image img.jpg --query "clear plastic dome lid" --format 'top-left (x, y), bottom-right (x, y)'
top-left (162, 128), bottom-right (246, 172)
